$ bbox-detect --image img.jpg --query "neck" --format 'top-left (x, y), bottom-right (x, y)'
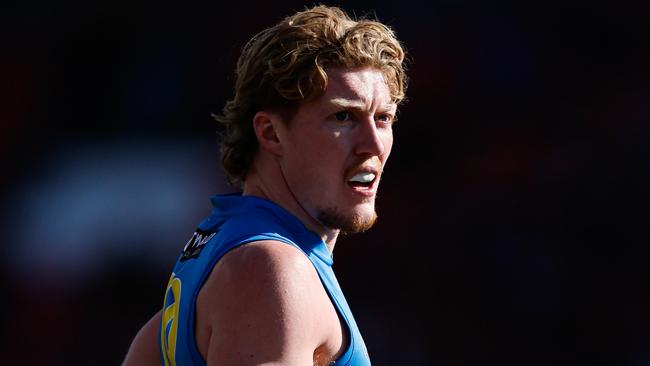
top-left (242, 160), bottom-right (340, 253)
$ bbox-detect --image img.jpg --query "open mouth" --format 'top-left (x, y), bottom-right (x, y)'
top-left (347, 172), bottom-right (377, 190)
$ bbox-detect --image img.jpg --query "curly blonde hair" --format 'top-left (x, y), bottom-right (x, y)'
top-left (214, 5), bottom-right (407, 183)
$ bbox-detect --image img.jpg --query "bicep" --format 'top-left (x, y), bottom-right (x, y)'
top-left (123, 310), bottom-right (162, 366)
top-left (200, 241), bottom-right (325, 365)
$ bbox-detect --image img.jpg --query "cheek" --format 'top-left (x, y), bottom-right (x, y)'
top-left (382, 130), bottom-right (395, 159)
top-left (288, 136), bottom-right (337, 179)
top-left (299, 130), bottom-right (346, 163)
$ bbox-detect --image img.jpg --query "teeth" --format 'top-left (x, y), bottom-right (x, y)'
top-left (349, 172), bottom-right (376, 183)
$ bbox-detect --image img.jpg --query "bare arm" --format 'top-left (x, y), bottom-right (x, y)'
top-left (122, 310), bottom-right (162, 366)
top-left (196, 240), bottom-right (343, 365)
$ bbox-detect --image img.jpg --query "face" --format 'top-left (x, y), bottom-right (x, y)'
top-left (278, 67), bottom-right (396, 233)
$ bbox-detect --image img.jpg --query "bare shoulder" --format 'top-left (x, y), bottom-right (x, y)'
top-left (199, 240), bottom-right (326, 323)
top-left (195, 240), bottom-right (342, 365)
top-left (220, 240), bottom-right (316, 279)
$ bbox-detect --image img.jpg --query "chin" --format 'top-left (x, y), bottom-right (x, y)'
top-left (317, 205), bottom-right (378, 234)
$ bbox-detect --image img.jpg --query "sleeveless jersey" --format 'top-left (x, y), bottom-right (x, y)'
top-left (159, 193), bottom-right (371, 365)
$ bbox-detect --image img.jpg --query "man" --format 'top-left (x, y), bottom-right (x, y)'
top-left (123, 5), bottom-right (406, 365)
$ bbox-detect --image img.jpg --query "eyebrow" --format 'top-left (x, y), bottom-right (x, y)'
top-left (328, 97), bottom-right (396, 112)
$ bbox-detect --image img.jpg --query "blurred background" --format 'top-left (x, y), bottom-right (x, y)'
top-left (2, 0), bottom-right (650, 364)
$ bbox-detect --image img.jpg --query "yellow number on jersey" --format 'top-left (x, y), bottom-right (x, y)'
top-left (161, 274), bottom-right (182, 366)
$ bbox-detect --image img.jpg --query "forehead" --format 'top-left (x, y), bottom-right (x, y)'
top-left (289, 67), bottom-right (396, 124)
top-left (322, 67), bottom-right (393, 107)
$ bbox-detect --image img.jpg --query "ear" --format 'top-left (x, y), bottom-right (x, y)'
top-left (253, 111), bottom-right (285, 156)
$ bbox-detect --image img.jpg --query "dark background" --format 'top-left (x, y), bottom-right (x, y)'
top-left (2, 0), bottom-right (650, 364)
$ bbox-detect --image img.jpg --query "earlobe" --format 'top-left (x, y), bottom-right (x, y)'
top-left (253, 111), bottom-right (284, 156)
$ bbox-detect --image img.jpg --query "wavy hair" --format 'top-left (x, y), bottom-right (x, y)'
top-left (214, 5), bottom-right (407, 184)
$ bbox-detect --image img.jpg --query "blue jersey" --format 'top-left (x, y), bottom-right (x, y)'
top-left (160, 193), bottom-right (371, 365)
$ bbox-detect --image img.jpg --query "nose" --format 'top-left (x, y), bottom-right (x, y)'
top-left (354, 118), bottom-right (387, 157)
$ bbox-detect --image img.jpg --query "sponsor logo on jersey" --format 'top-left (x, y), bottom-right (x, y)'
top-left (180, 228), bottom-right (216, 261)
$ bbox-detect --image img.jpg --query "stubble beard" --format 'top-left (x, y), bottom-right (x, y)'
top-left (317, 205), bottom-right (378, 234)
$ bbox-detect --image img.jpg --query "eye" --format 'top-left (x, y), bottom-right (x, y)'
top-left (376, 113), bottom-right (394, 125)
top-left (335, 111), bottom-right (352, 122)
